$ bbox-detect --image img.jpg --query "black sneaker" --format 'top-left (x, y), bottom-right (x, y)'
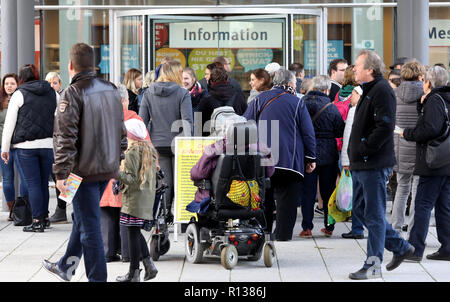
top-left (314, 205), bottom-right (324, 216)
top-left (23, 220), bottom-right (45, 233)
top-left (341, 232), bottom-right (364, 239)
top-left (349, 267), bottom-right (382, 280)
top-left (386, 245), bottom-right (415, 271)
top-left (426, 251), bottom-right (450, 261)
top-left (42, 259), bottom-right (70, 281)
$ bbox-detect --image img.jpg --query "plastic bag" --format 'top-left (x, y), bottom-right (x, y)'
top-left (336, 169), bottom-right (353, 212)
top-left (226, 179), bottom-right (261, 210)
top-left (328, 186), bottom-right (352, 225)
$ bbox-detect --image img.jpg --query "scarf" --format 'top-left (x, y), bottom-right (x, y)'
top-left (273, 85), bottom-right (297, 95)
top-left (338, 85), bottom-right (355, 99)
top-left (189, 82), bottom-right (203, 99)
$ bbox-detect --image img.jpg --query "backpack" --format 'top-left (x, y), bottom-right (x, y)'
top-left (210, 106), bottom-right (247, 137)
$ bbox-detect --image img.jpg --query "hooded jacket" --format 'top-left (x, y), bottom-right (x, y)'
top-left (403, 85), bottom-right (450, 176)
top-left (1, 80), bottom-right (58, 153)
top-left (12, 80), bottom-right (57, 145)
top-left (394, 80), bottom-right (423, 174)
top-left (139, 81), bottom-right (193, 148)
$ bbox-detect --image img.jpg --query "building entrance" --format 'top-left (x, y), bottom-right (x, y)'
top-left (112, 7), bottom-right (326, 93)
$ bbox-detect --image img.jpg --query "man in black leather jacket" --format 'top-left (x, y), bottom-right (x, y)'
top-left (43, 43), bottom-right (127, 282)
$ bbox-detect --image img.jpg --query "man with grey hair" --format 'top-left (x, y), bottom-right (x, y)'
top-left (243, 68), bottom-right (316, 241)
top-left (348, 50), bottom-right (414, 280)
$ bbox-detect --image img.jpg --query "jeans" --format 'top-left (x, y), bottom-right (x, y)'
top-left (350, 212), bottom-right (365, 236)
top-left (15, 148), bottom-right (53, 219)
top-left (57, 181), bottom-right (108, 282)
top-left (301, 162), bottom-right (339, 232)
top-left (408, 176), bottom-right (450, 257)
top-left (0, 148), bottom-right (28, 201)
top-left (391, 173), bottom-right (419, 234)
top-left (352, 167), bottom-right (411, 269)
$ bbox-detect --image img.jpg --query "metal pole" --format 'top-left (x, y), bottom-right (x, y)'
top-left (396, 0), bottom-right (413, 60)
top-left (412, 0), bottom-right (429, 65)
top-left (1, 0), bottom-right (18, 77)
top-left (17, 0), bottom-right (35, 69)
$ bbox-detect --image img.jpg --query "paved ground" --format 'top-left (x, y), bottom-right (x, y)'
top-left (0, 192), bottom-right (448, 283)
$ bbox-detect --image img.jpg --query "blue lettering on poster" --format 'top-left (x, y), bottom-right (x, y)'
top-left (98, 45), bottom-right (109, 74)
top-left (122, 44), bottom-right (140, 72)
top-left (304, 40), bottom-right (344, 70)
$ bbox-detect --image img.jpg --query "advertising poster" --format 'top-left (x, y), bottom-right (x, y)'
top-left (174, 137), bottom-right (220, 224)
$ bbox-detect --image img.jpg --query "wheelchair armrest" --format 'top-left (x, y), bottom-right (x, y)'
top-left (193, 179), bottom-right (212, 190)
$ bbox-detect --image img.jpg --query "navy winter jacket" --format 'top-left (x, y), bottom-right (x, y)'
top-left (303, 91), bottom-right (345, 166)
top-left (243, 87), bottom-right (316, 178)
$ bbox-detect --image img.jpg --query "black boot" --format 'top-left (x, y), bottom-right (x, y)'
top-left (23, 219), bottom-right (45, 233)
top-left (142, 257), bottom-right (158, 281)
top-left (116, 269), bottom-right (141, 282)
top-left (50, 206), bottom-right (67, 224)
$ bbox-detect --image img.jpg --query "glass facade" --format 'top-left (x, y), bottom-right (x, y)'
top-left (1, 1), bottom-right (449, 88)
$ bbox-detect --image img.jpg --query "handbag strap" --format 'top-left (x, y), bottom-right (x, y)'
top-left (256, 92), bottom-right (287, 122)
top-left (434, 94), bottom-right (450, 137)
top-left (311, 102), bottom-right (333, 123)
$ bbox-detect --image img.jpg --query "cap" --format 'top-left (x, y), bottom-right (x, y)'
top-left (265, 62), bottom-right (281, 76)
top-left (389, 57), bottom-right (410, 70)
top-left (125, 118), bottom-right (148, 141)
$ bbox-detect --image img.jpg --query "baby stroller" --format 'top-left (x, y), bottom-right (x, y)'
top-left (186, 122), bottom-right (276, 270)
top-left (148, 169), bottom-right (170, 261)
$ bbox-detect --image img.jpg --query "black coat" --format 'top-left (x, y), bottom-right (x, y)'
top-left (197, 82), bottom-right (247, 136)
top-left (127, 89), bottom-right (139, 113)
top-left (304, 91), bottom-right (344, 166)
top-left (403, 85), bottom-right (450, 176)
top-left (349, 76), bottom-right (397, 170)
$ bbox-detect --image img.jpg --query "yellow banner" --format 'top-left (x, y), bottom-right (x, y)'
top-left (174, 137), bottom-right (220, 223)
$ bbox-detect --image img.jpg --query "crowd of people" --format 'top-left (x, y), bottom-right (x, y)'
top-left (1, 42), bottom-right (449, 282)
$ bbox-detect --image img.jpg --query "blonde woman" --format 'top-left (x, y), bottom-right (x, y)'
top-left (45, 72), bottom-right (63, 94)
top-left (123, 68), bottom-right (143, 113)
top-left (139, 60), bottom-right (193, 222)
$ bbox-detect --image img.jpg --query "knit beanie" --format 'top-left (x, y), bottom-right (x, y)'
top-left (125, 119), bottom-right (147, 141)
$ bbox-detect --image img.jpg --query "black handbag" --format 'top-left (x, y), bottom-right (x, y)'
top-left (12, 196), bottom-right (32, 226)
top-left (425, 94), bottom-right (450, 169)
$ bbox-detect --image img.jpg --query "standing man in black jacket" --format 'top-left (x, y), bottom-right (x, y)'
top-left (348, 50), bottom-right (414, 280)
top-left (43, 43), bottom-right (127, 282)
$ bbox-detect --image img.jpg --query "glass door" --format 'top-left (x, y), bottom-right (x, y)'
top-left (112, 7), bottom-right (324, 86)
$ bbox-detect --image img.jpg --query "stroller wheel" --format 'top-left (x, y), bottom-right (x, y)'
top-left (160, 234), bottom-right (170, 256)
top-left (221, 244), bottom-right (238, 270)
top-left (185, 223), bottom-right (204, 263)
top-left (263, 242), bottom-right (276, 268)
top-left (150, 236), bottom-right (160, 261)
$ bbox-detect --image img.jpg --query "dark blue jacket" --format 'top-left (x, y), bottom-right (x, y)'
top-left (303, 91), bottom-right (345, 166)
top-left (243, 87), bottom-right (316, 178)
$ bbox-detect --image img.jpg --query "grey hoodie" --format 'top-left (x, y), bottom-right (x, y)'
top-left (139, 81), bottom-right (193, 148)
top-left (394, 80), bottom-right (424, 174)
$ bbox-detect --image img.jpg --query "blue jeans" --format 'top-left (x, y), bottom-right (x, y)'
top-left (15, 148), bottom-right (53, 219)
top-left (352, 168), bottom-right (411, 269)
top-left (57, 181), bottom-right (108, 282)
top-left (409, 176), bottom-right (450, 257)
top-left (350, 212), bottom-right (364, 236)
top-left (0, 149), bottom-right (28, 201)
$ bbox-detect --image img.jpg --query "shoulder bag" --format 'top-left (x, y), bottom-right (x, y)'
top-left (425, 94), bottom-right (450, 169)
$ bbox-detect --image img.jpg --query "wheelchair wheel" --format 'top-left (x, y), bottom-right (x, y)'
top-left (263, 242), bottom-right (276, 268)
top-left (221, 244), bottom-right (238, 270)
top-left (185, 223), bottom-right (204, 263)
top-left (149, 235), bottom-right (160, 261)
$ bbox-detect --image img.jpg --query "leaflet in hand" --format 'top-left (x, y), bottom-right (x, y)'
top-left (59, 173), bottom-right (83, 204)
top-left (394, 125), bottom-right (403, 135)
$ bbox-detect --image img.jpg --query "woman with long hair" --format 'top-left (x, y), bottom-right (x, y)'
top-left (123, 68), bottom-right (143, 113)
top-left (248, 68), bottom-right (272, 103)
top-left (1, 64), bottom-right (58, 232)
top-left (182, 67), bottom-right (206, 113)
top-left (139, 60), bottom-right (193, 222)
top-left (0, 73), bottom-right (28, 221)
